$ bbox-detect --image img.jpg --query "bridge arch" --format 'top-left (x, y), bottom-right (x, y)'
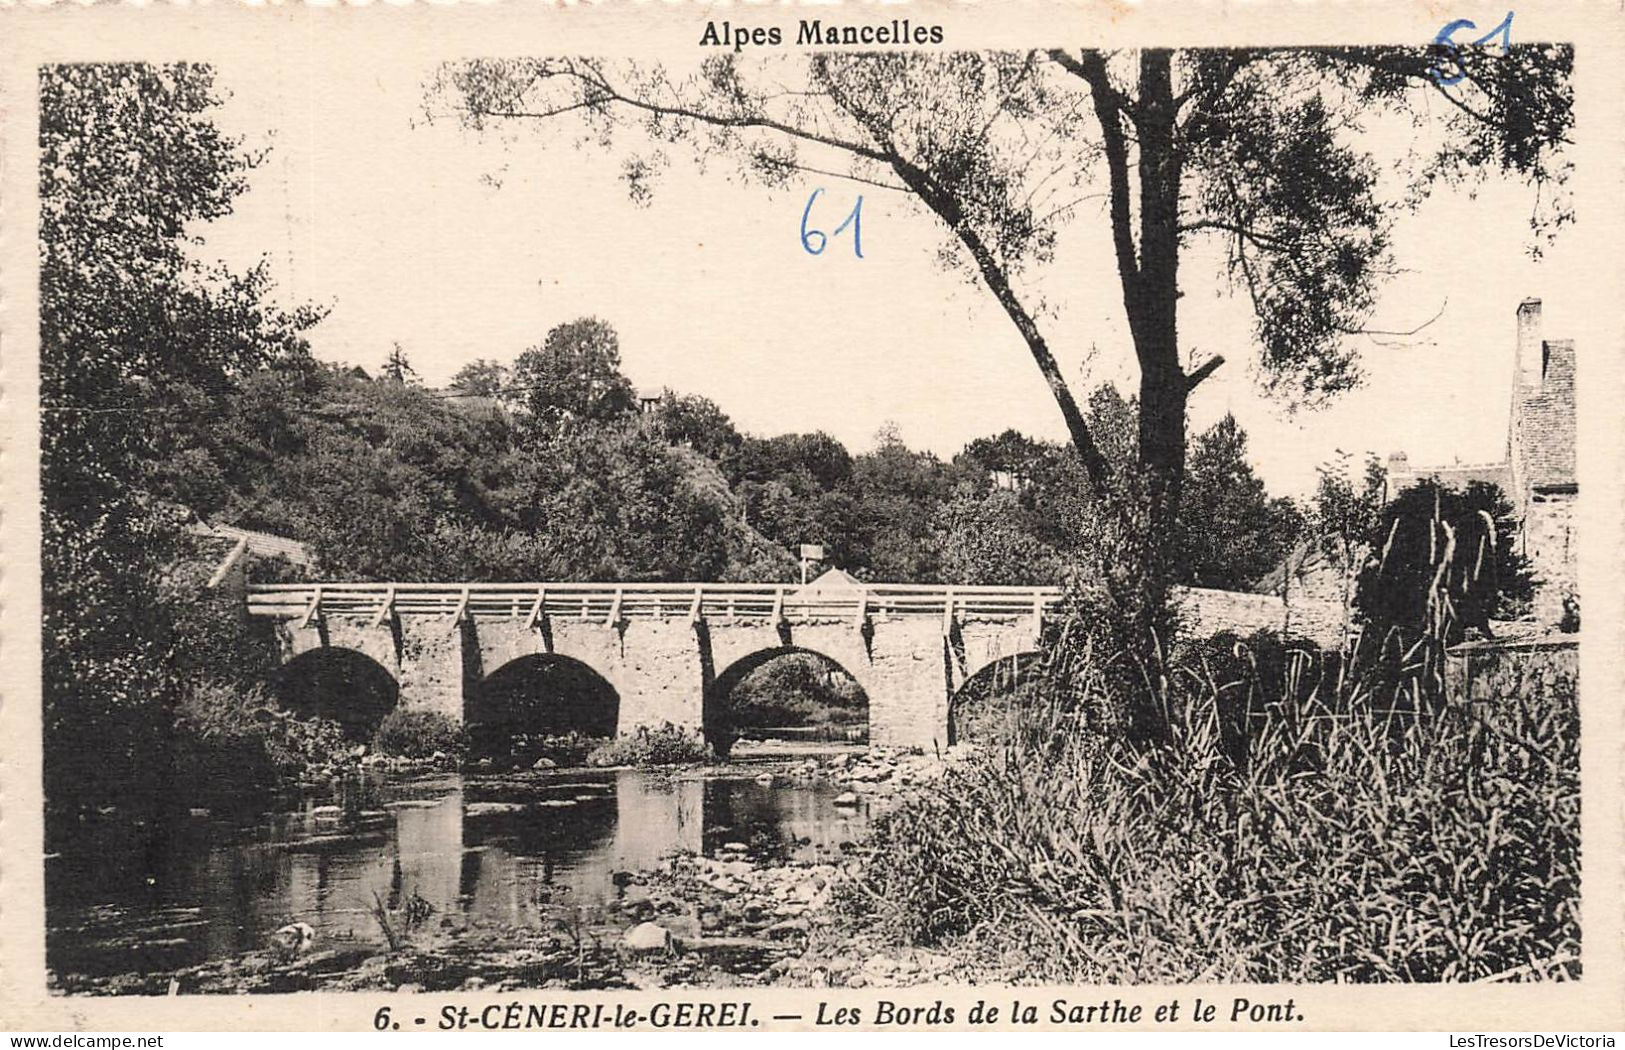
top-left (271, 646), bottom-right (400, 741)
top-left (467, 653), bottom-right (621, 765)
top-left (703, 646), bottom-right (870, 756)
top-left (948, 650), bottom-right (1044, 745)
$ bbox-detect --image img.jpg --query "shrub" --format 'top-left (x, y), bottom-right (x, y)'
top-left (372, 709), bottom-right (464, 760)
top-left (173, 679), bottom-right (353, 810)
top-left (585, 723), bottom-right (712, 767)
top-left (948, 673), bottom-right (1047, 747)
top-left (1355, 480), bottom-right (1534, 656)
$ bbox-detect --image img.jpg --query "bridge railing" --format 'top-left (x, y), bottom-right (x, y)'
top-left (246, 581), bottom-right (1066, 626)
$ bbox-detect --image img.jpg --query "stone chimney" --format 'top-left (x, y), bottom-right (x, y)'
top-left (1509, 298), bottom-right (1544, 521)
top-left (1515, 298), bottom-right (1544, 391)
top-left (1383, 452), bottom-right (1410, 501)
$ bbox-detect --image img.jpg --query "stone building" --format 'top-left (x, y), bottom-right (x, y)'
top-left (1386, 298), bottom-right (1577, 629)
top-left (1269, 298), bottom-right (1579, 643)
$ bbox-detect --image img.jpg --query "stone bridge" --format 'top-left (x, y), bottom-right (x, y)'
top-left (247, 581), bottom-right (1061, 750)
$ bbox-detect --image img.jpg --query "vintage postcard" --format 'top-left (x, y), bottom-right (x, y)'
top-left (1, 0), bottom-right (1622, 1033)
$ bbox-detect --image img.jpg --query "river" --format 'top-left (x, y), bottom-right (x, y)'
top-left (45, 751), bottom-right (874, 990)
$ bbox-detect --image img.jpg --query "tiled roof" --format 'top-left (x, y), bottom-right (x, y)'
top-left (189, 522), bottom-right (314, 567)
top-left (799, 567), bottom-right (865, 591)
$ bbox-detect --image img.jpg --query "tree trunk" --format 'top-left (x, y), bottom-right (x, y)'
top-left (1133, 51), bottom-right (1187, 558)
top-left (1079, 50), bottom-right (1190, 558)
top-left (1080, 51), bottom-right (1191, 744)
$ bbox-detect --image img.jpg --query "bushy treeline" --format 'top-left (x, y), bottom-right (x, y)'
top-left (167, 352), bottom-right (1302, 592)
top-left (39, 64), bottom-right (337, 830)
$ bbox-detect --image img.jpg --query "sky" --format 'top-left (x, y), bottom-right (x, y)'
top-left (195, 52), bottom-right (1582, 500)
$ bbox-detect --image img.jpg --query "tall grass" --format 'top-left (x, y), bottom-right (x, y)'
top-left (850, 500), bottom-right (1579, 983)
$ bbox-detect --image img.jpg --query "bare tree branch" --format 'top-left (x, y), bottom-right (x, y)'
top-left (1184, 354), bottom-right (1226, 391)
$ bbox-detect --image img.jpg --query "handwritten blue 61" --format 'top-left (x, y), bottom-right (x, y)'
top-left (1430, 11), bottom-right (1514, 86)
top-left (801, 189), bottom-right (864, 259)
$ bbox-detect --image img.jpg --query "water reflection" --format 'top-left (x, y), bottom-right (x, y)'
top-left (46, 765), bottom-right (869, 985)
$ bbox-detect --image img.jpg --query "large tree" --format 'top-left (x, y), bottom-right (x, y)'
top-left (429, 45), bottom-right (1569, 592)
top-left (450, 357), bottom-right (513, 399)
top-left (1175, 414), bottom-right (1304, 590)
top-left (39, 63), bottom-right (315, 818)
top-left (511, 316), bottom-right (638, 428)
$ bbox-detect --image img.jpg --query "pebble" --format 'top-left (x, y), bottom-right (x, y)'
top-left (621, 922), bottom-right (673, 953)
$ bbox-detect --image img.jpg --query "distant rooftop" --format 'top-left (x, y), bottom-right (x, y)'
top-left (189, 521), bottom-right (313, 568)
top-left (1384, 454), bottom-right (1513, 501)
top-left (799, 567), bottom-right (864, 591)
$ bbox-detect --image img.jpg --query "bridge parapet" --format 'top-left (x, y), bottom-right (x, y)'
top-left (247, 581), bottom-right (1064, 627)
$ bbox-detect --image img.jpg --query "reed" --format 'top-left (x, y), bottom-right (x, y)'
top-left (851, 502), bottom-right (1580, 983)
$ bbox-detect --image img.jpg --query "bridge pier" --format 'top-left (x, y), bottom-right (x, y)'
top-left (397, 621), bottom-right (470, 726)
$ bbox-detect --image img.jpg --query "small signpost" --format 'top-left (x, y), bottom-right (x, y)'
top-left (799, 543), bottom-right (824, 585)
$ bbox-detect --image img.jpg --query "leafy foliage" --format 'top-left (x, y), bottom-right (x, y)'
top-left (930, 489), bottom-right (1064, 587)
top-left (585, 723), bottom-right (712, 767)
top-left (649, 391), bottom-right (745, 465)
top-left (1309, 451), bottom-right (1388, 577)
top-left (1184, 74), bottom-right (1389, 402)
top-left (372, 709), bottom-right (465, 760)
top-left (430, 45), bottom-right (1572, 580)
top-left (725, 653), bottom-right (868, 738)
top-left (851, 465), bottom-right (1571, 982)
top-left (176, 680), bottom-right (353, 800)
top-left (1356, 479), bottom-right (1534, 648)
top-left (39, 63), bottom-right (317, 823)
top-left (450, 358), bottom-right (513, 398)
top-left (1175, 415), bottom-right (1304, 589)
top-left (856, 642), bottom-right (1578, 982)
top-left (40, 63), bottom-right (1326, 829)
top-left (511, 317), bottom-right (637, 429)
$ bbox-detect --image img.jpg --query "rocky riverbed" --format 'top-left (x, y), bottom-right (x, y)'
top-left (51, 746), bottom-right (989, 996)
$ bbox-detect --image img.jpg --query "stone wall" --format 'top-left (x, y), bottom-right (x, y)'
top-left (1444, 635), bottom-right (1578, 705)
top-left (276, 618), bottom-right (402, 683)
top-left (397, 623), bottom-right (470, 724)
top-left (273, 582), bottom-right (1343, 751)
top-left (1523, 492), bottom-right (1577, 627)
top-left (1174, 586), bottom-right (1288, 639)
top-left (1279, 556), bottom-right (1355, 650)
top-left (862, 617), bottom-right (953, 751)
top-left (615, 619), bottom-right (711, 732)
